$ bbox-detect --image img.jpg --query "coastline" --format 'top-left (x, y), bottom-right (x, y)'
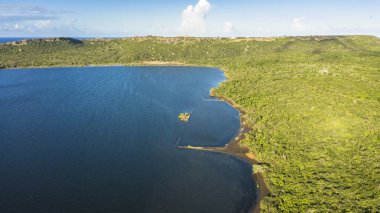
top-left (178, 88), bottom-right (270, 213)
top-left (1, 63), bottom-right (269, 212)
top-left (0, 61), bottom-right (216, 70)
top-left (211, 70), bottom-right (271, 213)
top-left (2, 35), bottom-right (379, 211)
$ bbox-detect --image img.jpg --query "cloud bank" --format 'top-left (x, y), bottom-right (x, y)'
top-left (180, 0), bottom-right (211, 35)
top-left (224, 21), bottom-right (234, 33)
top-left (0, 4), bottom-right (79, 36)
top-left (292, 17), bottom-right (305, 31)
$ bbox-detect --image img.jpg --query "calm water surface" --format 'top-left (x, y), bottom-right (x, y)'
top-left (0, 66), bottom-right (256, 213)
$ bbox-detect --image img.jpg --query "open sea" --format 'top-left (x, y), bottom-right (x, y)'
top-left (0, 37), bottom-right (96, 43)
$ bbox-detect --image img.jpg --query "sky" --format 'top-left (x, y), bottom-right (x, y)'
top-left (0, 0), bottom-right (379, 37)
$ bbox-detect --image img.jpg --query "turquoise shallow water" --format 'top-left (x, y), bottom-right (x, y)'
top-left (0, 66), bottom-right (256, 213)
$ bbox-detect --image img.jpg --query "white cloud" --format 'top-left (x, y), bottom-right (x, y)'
top-left (180, 0), bottom-right (211, 35)
top-left (14, 23), bottom-right (24, 30)
top-left (292, 17), bottom-right (305, 31)
top-left (224, 21), bottom-right (234, 33)
top-left (0, 4), bottom-right (82, 36)
top-left (34, 20), bottom-right (52, 29)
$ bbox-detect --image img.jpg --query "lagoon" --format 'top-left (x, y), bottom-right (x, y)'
top-left (0, 66), bottom-right (256, 213)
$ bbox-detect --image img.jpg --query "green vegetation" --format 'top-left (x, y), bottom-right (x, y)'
top-left (1, 35), bottom-right (379, 212)
top-left (178, 112), bottom-right (191, 122)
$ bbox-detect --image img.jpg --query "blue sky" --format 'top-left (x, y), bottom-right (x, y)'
top-left (0, 0), bottom-right (379, 37)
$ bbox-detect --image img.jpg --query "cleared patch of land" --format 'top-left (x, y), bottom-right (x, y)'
top-left (1, 36), bottom-right (379, 212)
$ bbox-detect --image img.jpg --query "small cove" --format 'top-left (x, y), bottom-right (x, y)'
top-left (0, 66), bottom-right (257, 213)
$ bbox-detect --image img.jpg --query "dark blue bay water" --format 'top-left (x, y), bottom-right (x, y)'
top-left (0, 66), bottom-right (256, 213)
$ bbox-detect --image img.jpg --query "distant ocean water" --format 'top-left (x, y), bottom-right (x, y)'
top-left (0, 37), bottom-right (97, 43)
top-left (0, 37), bottom-right (33, 43)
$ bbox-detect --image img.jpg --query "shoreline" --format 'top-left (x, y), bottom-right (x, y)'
top-left (178, 91), bottom-right (270, 213)
top-left (0, 61), bottom-right (217, 70)
top-left (1, 63), bottom-right (269, 212)
top-left (212, 74), bottom-right (271, 213)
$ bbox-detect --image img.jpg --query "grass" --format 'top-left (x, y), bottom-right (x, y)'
top-left (1, 35), bottom-right (379, 212)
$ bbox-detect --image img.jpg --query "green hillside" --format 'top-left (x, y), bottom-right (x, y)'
top-left (1, 36), bottom-right (379, 212)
